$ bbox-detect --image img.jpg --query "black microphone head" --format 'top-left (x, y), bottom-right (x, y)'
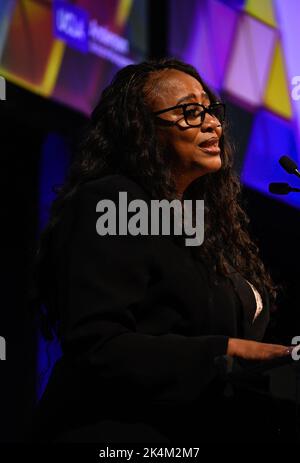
top-left (279, 155), bottom-right (298, 174)
top-left (268, 182), bottom-right (290, 195)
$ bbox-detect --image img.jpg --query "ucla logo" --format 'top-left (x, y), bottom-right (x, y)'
top-left (54, 1), bottom-right (89, 53)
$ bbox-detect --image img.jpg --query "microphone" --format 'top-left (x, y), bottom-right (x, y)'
top-left (269, 182), bottom-right (300, 195)
top-left (279, 155), bottom-right (300, 178)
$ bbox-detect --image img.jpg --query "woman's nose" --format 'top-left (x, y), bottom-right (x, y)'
top-left (201, 112), bottom-right (222, 133)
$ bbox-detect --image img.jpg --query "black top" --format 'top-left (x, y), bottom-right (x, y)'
top-left (33, 174), bottom-right (271, 443)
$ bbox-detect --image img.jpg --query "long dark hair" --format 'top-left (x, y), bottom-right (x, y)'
top-left (34, 58), bottom-right (277, 336)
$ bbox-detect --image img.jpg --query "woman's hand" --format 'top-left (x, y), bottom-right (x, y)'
top-left (227, 338), bottom-right (290, 361)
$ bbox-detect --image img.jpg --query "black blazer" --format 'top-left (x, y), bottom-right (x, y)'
top-left (34, 174), bottom-right (270, 442)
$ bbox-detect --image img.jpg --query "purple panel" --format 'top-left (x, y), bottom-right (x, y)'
top-left (170, 0), bottom-right (239, 91)
top-left (218, 0), bottom-right (246, 8)
top-left (169, 0), bottom-right (200, 59)
top-left (209, 0), bottom-right (240, 87)
top-left (224, 14), bottom-right (276, 107)
top-left (275, 0), bottom-right (300, 151)
top-left (241, 109), bottom-right (300, 208)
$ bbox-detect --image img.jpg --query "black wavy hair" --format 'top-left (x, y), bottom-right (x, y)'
top-left (34, 58), bottom-right (277, 337)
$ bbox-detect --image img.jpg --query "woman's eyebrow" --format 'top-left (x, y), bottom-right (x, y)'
top-left (176, 93), bottom-right (197, 104)
top-left (176, 91), bottom-right (209, 105)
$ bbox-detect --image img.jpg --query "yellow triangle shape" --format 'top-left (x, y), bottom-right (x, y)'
top-left (264, 42), bottom-right (292, 119)
top-left (245, 0), bottom-right (277, 27)
top-left (116, 0), bottom-right (133, 27)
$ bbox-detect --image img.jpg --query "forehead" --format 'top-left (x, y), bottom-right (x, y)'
top-left (148, 69), bottom-right (208, 110)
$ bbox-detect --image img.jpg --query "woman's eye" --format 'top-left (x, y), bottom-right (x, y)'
top-left (186, 109), bottom-right (200, 118)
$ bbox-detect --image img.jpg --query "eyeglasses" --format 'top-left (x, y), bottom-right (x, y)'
top-left (153, 102), bottom-right (225, 128)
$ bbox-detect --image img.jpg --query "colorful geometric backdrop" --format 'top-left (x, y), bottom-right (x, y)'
top-left (0, 0), bottom-right (147, 114)
top-left (169, 0), bottom-right (300, 209)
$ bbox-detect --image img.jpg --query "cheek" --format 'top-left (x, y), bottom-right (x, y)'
top-left (172, 129), bottom-right (198, 149)
top-left (156, 127), bottom-right (174, 146)
top-left (183, 130), bottom-right (199, 153)
top-left (175, 131), bottom-right (199, 158)
top-left (157, 129), bottom-right (199, 162)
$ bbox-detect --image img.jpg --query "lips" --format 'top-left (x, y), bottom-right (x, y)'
top-left (198, 137), bottom-right (220, 155)
top-left (198, 137), bottom-right (219, 148)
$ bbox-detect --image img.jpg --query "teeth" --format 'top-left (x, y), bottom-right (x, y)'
top-left (200, 140), bottom-right (217, 147)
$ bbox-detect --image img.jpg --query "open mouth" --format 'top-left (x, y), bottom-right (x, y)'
top-left (198, 138), bottom-right (219, 148)
top-left (198, 138), bottom-right (220, 154)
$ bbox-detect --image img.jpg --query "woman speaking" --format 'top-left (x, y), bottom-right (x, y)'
top-left (33, 58), bottom-right (290, 443)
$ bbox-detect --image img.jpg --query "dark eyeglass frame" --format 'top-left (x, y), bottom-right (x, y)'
top-left (153, 102), bottom-right (226, 127)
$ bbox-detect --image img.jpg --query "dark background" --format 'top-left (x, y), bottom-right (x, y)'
top-left (0, 0), bottom-right (299, 442)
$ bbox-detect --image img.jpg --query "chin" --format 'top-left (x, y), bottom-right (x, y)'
top-left (197, 156), bottom-right (222, 174)
top-left (210, 157), bottom-right (222, 172)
